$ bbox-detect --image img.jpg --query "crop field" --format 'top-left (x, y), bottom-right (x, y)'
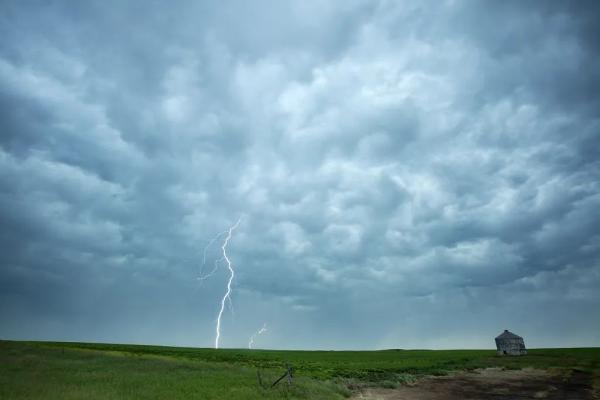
top-left (1, 340), bottom-right (599, 399)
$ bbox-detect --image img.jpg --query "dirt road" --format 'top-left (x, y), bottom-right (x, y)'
top-left (353, 368), bottom-right (593, 400)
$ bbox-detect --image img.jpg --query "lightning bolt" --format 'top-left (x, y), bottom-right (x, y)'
top-left (214, 217), bottom-right (241, 349)
top-left (198, 231), bottom-right (228, 281)
top-left (248, 323), bottom-right (268, 349)
top-left (197, 256), bottom-right (224, 283)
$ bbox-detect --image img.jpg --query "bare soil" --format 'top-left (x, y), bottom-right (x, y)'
top-left (353, 368), bottom-right (594, 400)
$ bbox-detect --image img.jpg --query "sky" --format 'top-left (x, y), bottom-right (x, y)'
top-left (1, 1), bottom-right (599, 350)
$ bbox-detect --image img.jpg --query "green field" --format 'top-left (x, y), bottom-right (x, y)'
top-left (1, 340), bottom-right (599, 399)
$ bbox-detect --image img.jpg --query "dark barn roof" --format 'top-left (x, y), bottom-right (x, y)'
top-left (496, 330), bottom-right (523, 340)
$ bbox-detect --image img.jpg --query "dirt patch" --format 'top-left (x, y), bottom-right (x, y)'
top-left (353, 368), bottom-right (593, 400)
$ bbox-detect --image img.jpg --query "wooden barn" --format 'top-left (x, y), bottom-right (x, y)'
top-left (495, 330), bottom-right (527, 356)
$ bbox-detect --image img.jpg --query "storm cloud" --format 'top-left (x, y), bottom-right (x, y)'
top-left (1, 0), bottom-right (599, 349)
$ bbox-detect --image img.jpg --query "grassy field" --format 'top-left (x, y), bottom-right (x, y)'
top-left (1, 340), bottom-right (599, 399)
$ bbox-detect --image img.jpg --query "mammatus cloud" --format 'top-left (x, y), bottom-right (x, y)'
top-left (0, 0), bottom-right (599, 349)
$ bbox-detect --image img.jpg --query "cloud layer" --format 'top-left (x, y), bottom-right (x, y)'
top-left (1, 0), bottom-right (599, 349)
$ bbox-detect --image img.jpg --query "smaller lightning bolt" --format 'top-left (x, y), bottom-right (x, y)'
top-left (198, 231), bottom-right (228, 281)
top-left (198, 256), bottom-right (225, 283)
top-left (248, 323), bottom-right (268, 349)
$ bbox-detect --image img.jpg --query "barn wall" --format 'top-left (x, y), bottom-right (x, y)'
top-left (495, 338), bottom-right (527, 356)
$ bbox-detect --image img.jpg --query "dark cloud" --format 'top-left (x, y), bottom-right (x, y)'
top-left (1, 0), bottom-right (599, 349)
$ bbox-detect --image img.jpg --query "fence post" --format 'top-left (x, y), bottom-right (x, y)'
top-left (286, 363), bottom-right (293, 386)
top-left (260, 364), bottom-right (294, 389)
top-left (257, 369), bottom-right (264, 388)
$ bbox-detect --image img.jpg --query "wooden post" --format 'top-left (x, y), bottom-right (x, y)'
top-left (261, 363), bottom-right (294, 389)
top-left (257, 369), bottom-right (265, 388)
top-left (270, 370), bottom-right (289, 388)
top-left (286, 363), bottom-right (293, 386)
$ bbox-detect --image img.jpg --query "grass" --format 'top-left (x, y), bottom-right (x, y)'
top-left (0, 341), bottom-right (348, 400)
top-left (1, 340), bottom-right (599, 399)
